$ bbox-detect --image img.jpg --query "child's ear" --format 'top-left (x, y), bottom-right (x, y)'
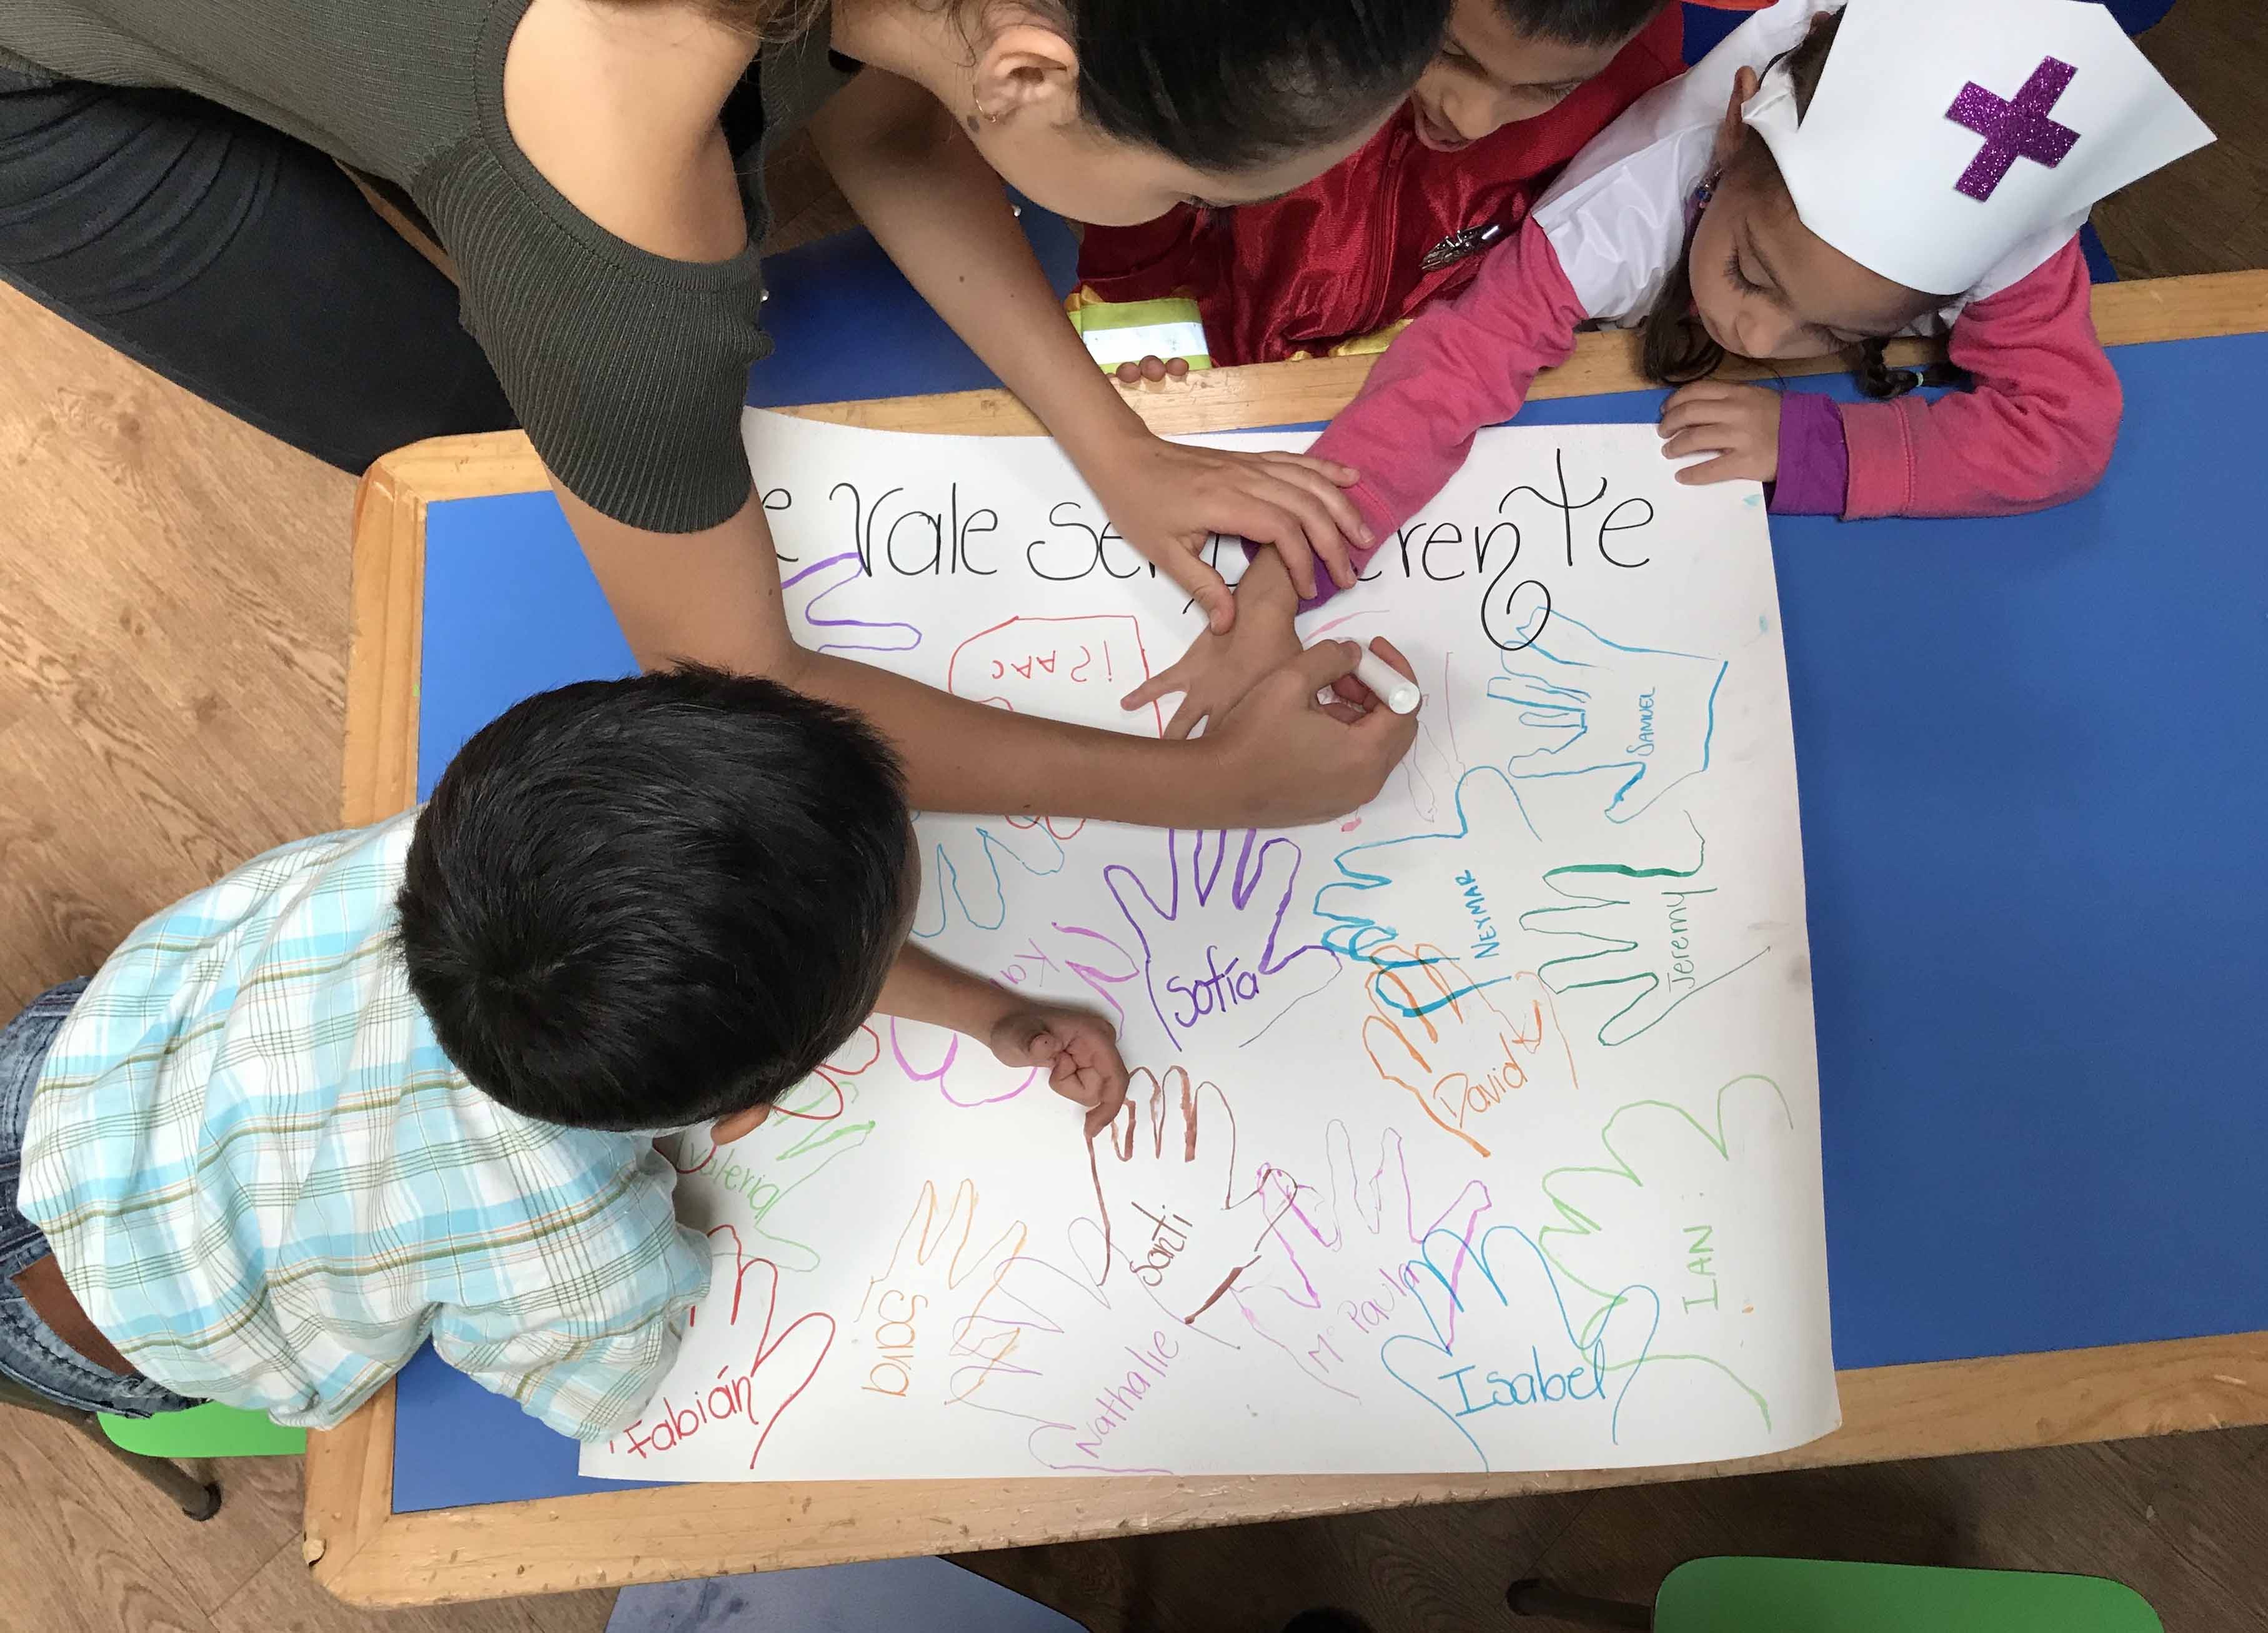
top-left (709, 1103), bottom-right (773, 1145)
top-left (1711, 65), bottom-right (1762, 172)
top-left (971, 22), bottom-right (1082, 129)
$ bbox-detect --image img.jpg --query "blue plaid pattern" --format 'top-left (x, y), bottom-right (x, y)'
top-left (16, 813), bottom-right (710, 1441)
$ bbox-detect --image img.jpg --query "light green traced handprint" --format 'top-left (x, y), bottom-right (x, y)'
top-left (1518, 814), bottom-right (1768, 1046)
top-left (1538, 1077), bottom-right (1808, 1438)
top-left (667, 1026), bottom-right (881, 1273)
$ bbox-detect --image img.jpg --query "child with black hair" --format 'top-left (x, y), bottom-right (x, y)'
top-left (1122, 0), bottom-right (2213, 736)
top-left (1077, 0), bottom-right (1686, 370)
top-left (0, 668), bottom-right (1124, 1441)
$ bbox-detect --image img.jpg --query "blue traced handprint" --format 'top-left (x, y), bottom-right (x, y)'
top-left (1381, 1223), bottom-right (1659, 1473)
top-left (1486, 607), bottom-right (1726, 824)
top-left (1313, 765), bottom-right (1546, 969)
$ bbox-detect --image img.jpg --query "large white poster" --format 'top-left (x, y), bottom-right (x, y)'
top-left (579, 410), bottom-right (1837, 1482)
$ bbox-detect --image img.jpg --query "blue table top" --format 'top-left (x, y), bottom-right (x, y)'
top-left (386, 217), bottom-right (2268, 1510)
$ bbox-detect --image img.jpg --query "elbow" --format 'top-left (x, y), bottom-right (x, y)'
top-left (2004, 404), bottom-right (2120, 512)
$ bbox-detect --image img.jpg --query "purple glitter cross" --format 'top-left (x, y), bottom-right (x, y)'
top-left (1946, 57), bottom-right (2081, 201)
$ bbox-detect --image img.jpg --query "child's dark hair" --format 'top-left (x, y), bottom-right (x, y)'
top-left (397, 667), bottom-right (914, 1133)
top-left (1500, 0), bottom-right (1665, 47)
top-left (1047, 0), bottom-right (1454, 172)
top-left (647, 0), bottom-right (1452, 174)
top-left (1638, 9), bottom-right (1924, 400)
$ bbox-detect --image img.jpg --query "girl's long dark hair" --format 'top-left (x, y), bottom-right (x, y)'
top-left (1638, 12), bottom-right (1924, 397)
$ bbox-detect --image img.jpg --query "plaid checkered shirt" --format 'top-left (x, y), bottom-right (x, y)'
top-left (16, 813), bottom-right (710, 1441)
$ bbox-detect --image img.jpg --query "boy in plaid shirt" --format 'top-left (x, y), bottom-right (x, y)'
top-left (0, 668), bottom-right (1124, 1439)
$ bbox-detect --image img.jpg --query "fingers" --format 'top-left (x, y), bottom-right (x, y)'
top-left (1157, 548), bottom-right (1237, 633)
top-left (1290, 638), bottom-right (1363, 695)
top-left (1661, 425), bottom-right (1749, 460)
top-left (1657, 403), bottom-right (1742, 440)
top-left (1257, 449), bottom-right (1361, 489)
top-left (1674, 452), bottom-right (1767, 485)
top-left (1265, 531), bottom-right (1324, 602)
top-left (1251, 456), bottom-right (1371, 586)
top-left (1121, 653), bottom-right (1194, 712)
top-left (1364, 637), bottom-right (1417, 687)
top-left (1163, 692), bottom-right (1210, 740)
top-left (1050, 1028), bottom-right (1130, 1138)
top-left (1113, 355), bottom-right (1191, 385)
top-left (993, 1015), bottom-right (1053, 1066)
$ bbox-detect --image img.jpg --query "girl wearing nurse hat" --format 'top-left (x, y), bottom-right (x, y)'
top-left (1132, 0), bottom-right (2214, 738)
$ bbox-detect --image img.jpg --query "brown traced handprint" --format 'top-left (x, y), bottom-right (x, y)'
top-left (1085, 1065), bottom-right (1296, 1334)
top-left (1360, 943), bottom-right (1581, 1158)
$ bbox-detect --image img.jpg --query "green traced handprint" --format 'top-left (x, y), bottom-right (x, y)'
top-left (1518, 815), bottom-right (1768, 1046)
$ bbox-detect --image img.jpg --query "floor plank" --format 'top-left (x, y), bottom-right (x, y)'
top-left (0, 1412), bottom-right (222, 1633)
top-left (209, 1544), bottom-right (615, 1633)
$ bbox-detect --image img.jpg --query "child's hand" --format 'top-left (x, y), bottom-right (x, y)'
top-left (988, 1003), bottom-right (1132, 1139)
top-left (1659, 382), bottom-right (1781, 485)
top-left (1083, 429), bottom-right (1371, 628)
top-left (1123, 595), bottom-right (1302, 739)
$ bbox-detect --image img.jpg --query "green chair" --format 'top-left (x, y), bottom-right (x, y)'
top-left (100, 1399), bottom-right (306, 1459)
top-left (1509, 1557), bottom-right (2164, 1631)
top-left (0, 1376), bottom-right (302, 1522)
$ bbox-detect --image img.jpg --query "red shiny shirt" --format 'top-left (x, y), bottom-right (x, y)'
top-left (1073, 6), bottom-right (1688, 366)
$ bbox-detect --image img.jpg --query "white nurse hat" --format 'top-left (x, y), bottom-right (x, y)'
top-left (1742, 0), bottom-right (2212, 297)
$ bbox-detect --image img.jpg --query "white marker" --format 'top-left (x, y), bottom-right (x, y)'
top-left (1351, 647), bottom-right (1421, 715)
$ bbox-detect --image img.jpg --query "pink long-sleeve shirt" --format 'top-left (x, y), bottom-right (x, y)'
top-left (1293, 218), bottom-right (2120, 607)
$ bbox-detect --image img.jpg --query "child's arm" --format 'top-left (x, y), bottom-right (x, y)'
top-left (1703, 239), bottom-right (2117, 519)
top-left (1837, 239), bottom-right (2119, 517)
top-left (430, 1179), bottom-right (712, 1443)
top-left (1285, 216), bottom-right (1591, 607)
top-left (875, 943), bottom-right (1130, 1137)
top-left (810, 71), bottom-right (1367, 623)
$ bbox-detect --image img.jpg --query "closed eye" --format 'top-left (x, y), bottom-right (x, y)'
top-left (1724, 244), bottom-right (1768, 297)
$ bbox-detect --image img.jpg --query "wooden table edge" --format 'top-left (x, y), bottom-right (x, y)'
top-left (307, 267), bottom-right (2268, 1605)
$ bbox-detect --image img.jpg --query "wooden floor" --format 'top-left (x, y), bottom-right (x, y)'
top-left (2, 2), bottom-right (2262, 1627)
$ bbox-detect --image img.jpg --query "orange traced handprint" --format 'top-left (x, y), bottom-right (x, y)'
top-left (1360, 943), bottom-right (1579, 1158)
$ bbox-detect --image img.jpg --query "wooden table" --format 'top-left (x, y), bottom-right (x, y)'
top-left (307, 270), bottom-right (2268, 1606)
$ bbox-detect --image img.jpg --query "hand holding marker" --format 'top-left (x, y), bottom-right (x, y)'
top-left (1353, 645), bottom-right (1421, 715)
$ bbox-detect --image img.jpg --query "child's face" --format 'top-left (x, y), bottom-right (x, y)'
top-left (1408, 0), bottom-right (1651, 152)
top-left (1685, 157), bottom-right (1932, 361)
top-left (1684, 66), bottom-right (1939, 363)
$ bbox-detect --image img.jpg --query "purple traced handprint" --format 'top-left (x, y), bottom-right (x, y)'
top-left (1067, 829), bottom-right (1341, 1055)
top-left (781, 551), bottom-right (921, 658)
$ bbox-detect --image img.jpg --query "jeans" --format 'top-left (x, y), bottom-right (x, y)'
top-left (0, 68), bottom-right (515, 472)
top-left (1, 980), bottom-right (197, 1417)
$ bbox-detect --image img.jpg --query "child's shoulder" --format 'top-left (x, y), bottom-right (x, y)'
top-left (1533, 0), bottom-right (1843, 325)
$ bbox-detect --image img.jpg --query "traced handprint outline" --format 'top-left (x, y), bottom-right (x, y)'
top-left (1483, 605), bottom-right (1726, 824)
top-left (1535, 1078), bottom-right (1798, 1433)
top-left (1236, 1123), bottom-right (1493, 1399)
top-left (667, 1026), bottom-right (879, 1273)
top-left (1381, 1223), bottom-right (1659, 1473)
top-left (887, 1015), bottom-right (1042, 1109)
top-left (1082, 828), bottom-right (1340, 1053)
top-left (943, 1216), bottom-right (1260, 1475)
top-left (1360, 945), bottom-right (1581, 1158)
top-left (605, 1222), bottom-right (836, 1471)
top-left (781, 550), bottom-right (922, 658)
top-left (1518, 815), bottom-right (1769, 1046)
top-left (1087, 1065), bottom-right (1295, 1333)
top-left (852, 1178), bottom-right (1028, 1402)
top-left (1313, 765), bottom-right (1546, 966)
top-left (910, 815), bottom-right (1070, 943)
top-left (948, 613), bottom-right (1165, 738)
